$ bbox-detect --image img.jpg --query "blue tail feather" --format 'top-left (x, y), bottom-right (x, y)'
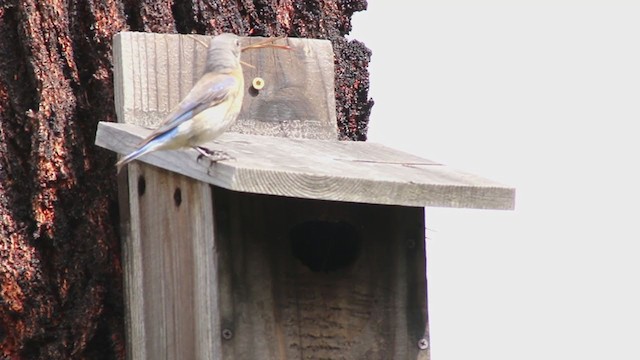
top-left (115, 128), bottom-right (179, 173)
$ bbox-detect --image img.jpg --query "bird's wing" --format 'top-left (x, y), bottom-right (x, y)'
top-left (138, 72), bottom-right (239, 147)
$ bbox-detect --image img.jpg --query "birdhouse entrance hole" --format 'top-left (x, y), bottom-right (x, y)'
top-left (290, 220), bottom-right (360, 272)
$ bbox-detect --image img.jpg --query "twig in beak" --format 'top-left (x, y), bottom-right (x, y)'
top-left (189, 34), bottom-right (289, 69)
top-left (242, 36), bottom-right (292, 51)
top-left (240, 60), bottom-right (256, 69)
top-left (188, 35), bottom-right (208, 48)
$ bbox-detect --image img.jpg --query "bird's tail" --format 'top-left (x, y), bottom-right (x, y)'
top-left (116, 142), bottom-right (158, 174)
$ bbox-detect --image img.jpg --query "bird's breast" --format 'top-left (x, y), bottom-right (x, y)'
top-left (177, 97), bottom-right (241, 145)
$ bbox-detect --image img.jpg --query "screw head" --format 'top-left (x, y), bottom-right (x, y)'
top-left (222, 328), bottom-right (233, 340)
top-left (418, 338), bottom-right (429, 350)
top-left (252, 77), bottom-right (265, 90)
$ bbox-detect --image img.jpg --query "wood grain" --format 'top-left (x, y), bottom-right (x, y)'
top-left (97, 122), bottom-right (516, 210)
top-left (113, 32), bottom-right (337, 140)
top-left (118, 163), bottom-right (219, 359)
top-left (212, 188), bottom-right (430, 359)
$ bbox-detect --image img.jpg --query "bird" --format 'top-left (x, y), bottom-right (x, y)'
top-left (116, 33), bottom-right (244, 173)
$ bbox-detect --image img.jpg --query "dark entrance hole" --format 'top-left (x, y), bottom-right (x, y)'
top-left (290, 220), bottom-right (360, 272)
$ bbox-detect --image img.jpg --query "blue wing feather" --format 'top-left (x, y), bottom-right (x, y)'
top-left (138, 73), bottom-right (238, 147)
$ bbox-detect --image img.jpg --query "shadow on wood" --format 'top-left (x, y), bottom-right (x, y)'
top-left (214, 187), bottom-right (428, 359)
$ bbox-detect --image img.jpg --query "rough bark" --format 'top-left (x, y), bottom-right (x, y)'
top-left (0, 0), bottom-right (372, 359)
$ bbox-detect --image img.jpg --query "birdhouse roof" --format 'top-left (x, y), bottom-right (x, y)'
top-left (96, 122), bottom-right (514, 209)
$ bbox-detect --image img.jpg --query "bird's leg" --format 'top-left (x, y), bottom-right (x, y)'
top-left (194, 146), bottom-right (234, 164)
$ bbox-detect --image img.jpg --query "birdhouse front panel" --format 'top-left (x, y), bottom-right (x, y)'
top-left (211, 187), bottom-right (429, 359)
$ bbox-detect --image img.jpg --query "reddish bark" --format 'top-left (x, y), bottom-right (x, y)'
top-left (0, 1), bottom-right (371, 358)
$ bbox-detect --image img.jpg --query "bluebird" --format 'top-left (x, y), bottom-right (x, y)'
top-left (116, 33), bottom-right (245, 173)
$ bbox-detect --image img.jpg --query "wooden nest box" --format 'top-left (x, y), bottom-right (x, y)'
top-left (95, 32), bottom-right (515, 359)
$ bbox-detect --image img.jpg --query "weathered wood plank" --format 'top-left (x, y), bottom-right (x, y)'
top-left (212, 188), bottom-right (430, 359)
top-left (118, 163), bottom-right (219, 359)
top-left (97, 122), bottom-right (515, 210)
top-left (116, 168), bottom-right (144, 360)
top-left (113, 31), bottom-right (337, 139)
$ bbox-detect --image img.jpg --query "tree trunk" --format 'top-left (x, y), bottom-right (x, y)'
top-left (0, 1), bottom-right (372, 358)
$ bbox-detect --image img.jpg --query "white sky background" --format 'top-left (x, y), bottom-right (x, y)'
top-left (350, 2), bottom-right (640, 359)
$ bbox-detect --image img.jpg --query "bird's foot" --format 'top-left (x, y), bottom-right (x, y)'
top-left (195, 146), bottom-right (234, 164)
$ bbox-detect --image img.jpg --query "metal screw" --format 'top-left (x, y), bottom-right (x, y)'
top-left (222, 328), bottom-right (233, 340)
top-left (418, 338), bottom-right (429, 350)
top-left (252, 77), bottom-right (265, 90)
top-left (407, 238), bottom-right (416, 249)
